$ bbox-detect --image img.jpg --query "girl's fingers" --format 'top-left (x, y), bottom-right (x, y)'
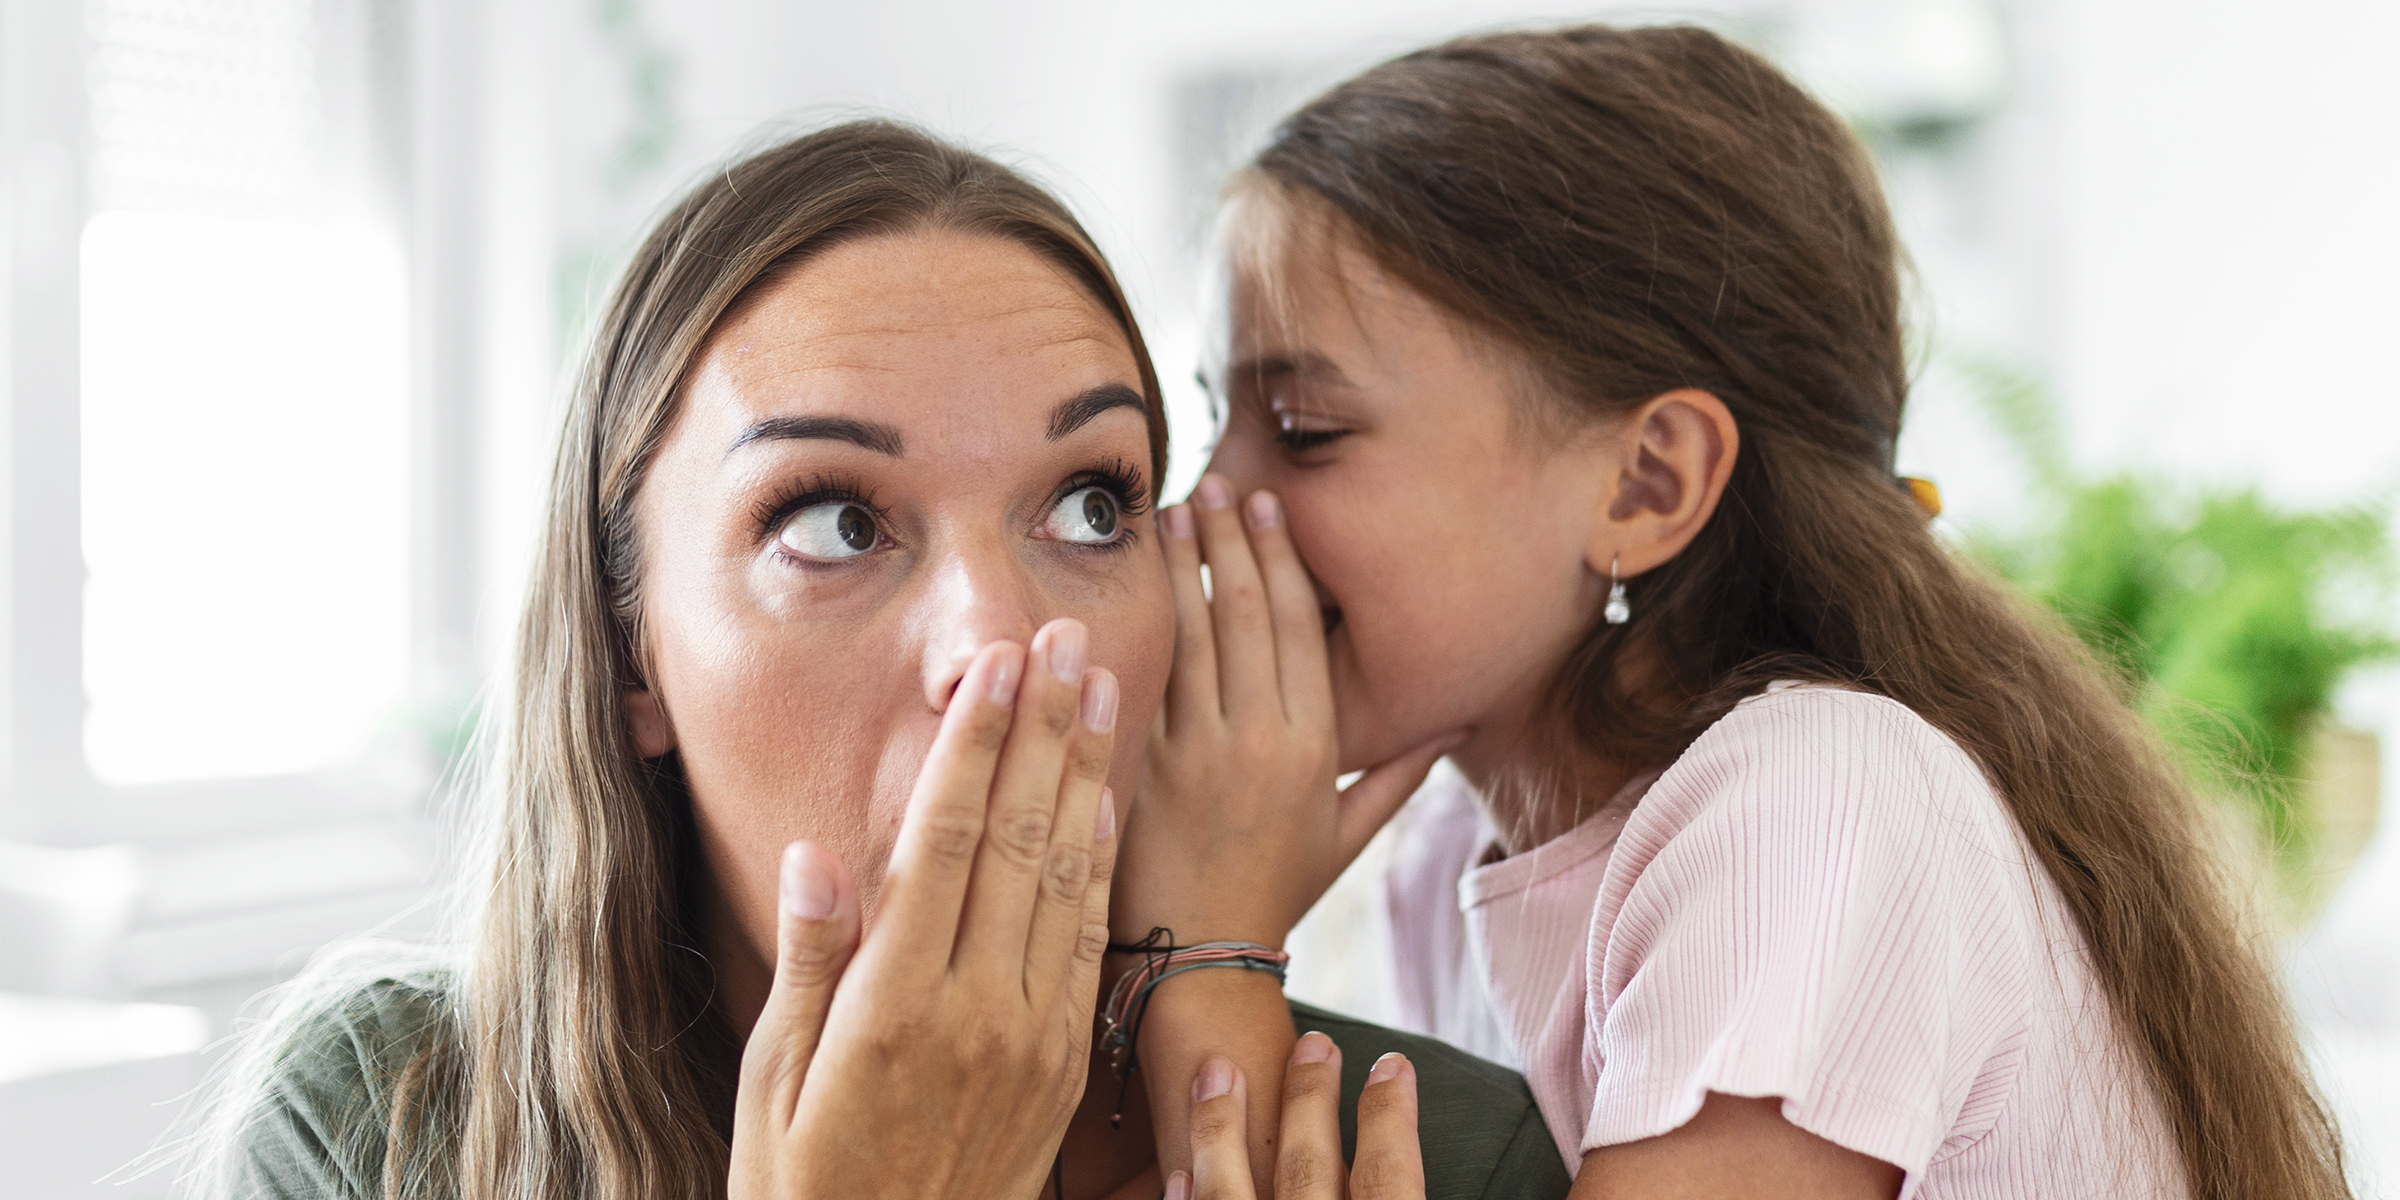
top-left (737, 841), bottom-right (861, 1123)
top-left (1022, 669), bottom-right (1119, 1004)
top-left (1334, 731), bottom-right (1469, 866)
top-left (1239, 489), bottom-right (1336, 727)
top-left (1160, 502), bottom-right (1224, 728)
top-left (955, 620), bottom-right (1099, 982)
top-left (1189, 475), bottom-right (1280, 723)
top-left (1275, 1033), bottom-right (1349, 1200)
top-left (872, 641), bottom-right (1025, 976)
top-left (1351, 1054), bottom-right (1426, 1200)
top-left (1187, 1058), bottom-right (1259, 1200)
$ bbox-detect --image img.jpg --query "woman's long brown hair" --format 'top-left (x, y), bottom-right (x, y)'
top-left (384, 121), bottom-right (1160, 1200)
top-left (1240, 25), bottom-right (2348, 1199)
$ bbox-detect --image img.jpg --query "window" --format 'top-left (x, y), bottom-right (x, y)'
top-left (78, 0), bottom-right (413, 786)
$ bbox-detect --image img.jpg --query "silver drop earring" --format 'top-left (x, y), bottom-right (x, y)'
top-left (1605, 553), bottom-right (1631, 625)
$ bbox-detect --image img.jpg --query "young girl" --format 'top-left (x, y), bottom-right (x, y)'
top-left (1141, 24), bottom-right (2351, 1200)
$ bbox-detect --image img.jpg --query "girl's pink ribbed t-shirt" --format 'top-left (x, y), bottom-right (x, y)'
top-left (1384, 685), bottom-right (2186, 1199)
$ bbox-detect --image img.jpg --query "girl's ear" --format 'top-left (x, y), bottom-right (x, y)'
top-left (624, 688), bottom-right (678, 758)
top-left (1586, 388), bottom-right (1739, 578)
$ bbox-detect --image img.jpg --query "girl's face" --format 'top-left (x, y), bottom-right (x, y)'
top-left (630, 228), bottom-right (1170, 961)
top-left (1205, 235), bottom-right (1616, 776)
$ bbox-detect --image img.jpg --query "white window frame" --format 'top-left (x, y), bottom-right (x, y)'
top-left (0, 0), bottom-right (503, 999)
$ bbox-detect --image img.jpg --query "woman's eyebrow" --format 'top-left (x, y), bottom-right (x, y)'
top-left (1046, 383), bottom-right (1145, 441)
top-left (726, 414), bottom-right (905, 458)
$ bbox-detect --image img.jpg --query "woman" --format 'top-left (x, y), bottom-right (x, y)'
top-left (196, 121), bottom-right (1567, 1200)
top-left (1146, 24), bottom-right (2350, 1200)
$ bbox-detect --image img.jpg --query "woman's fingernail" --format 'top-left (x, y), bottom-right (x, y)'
top-left (1245, 490), bottom-right (1280, 529)
top-left (1165, 1170), bottom-right (1191, 1200)
top-left (1367, 1052), bottom-right (1408, 1085)
top-left (1164, 503), bottom-right (1194, 539)
top-left (1193, 1056), bottom-right (1234, 1102)
top-left (1095, 787), bottom-right (1116, 840)
top-left (1081, 669), bottom-right (1118, 733)
top-left (1194, 475), bottom-right (1231, 509)
top-left (984, 644), bottom-right (1021, 705)
top-left (1291, 1031), bottom-right (1334, 1065)
top-left (1045, 620), bottom-right (1088, 685)
top-left (780, 843), bottom-right (835, 920)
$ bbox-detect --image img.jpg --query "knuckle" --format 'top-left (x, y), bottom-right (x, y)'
top-left (990, 806), bottom-right (1055, 865)
top-left (869, 1011), bottom-right (936, 1060)
top-left (1072, 921), bottom-right (1110, 964)
top-left (1188, 1096), bottom-right (1243, 1146)
top-left (964, 705), bottom-right (1013, 754)
top-left (1231, 726), bottom-right (1281, 765)
top-left (1355, 1080), bottom-right (1405, 1124)
top-left (955, 1015), bottom-right (1011, 1069)
top-left (1350, 1156), bottom-right (1417, 1200)
top-left (1041, 842), bottom-right (1092, 905)
top-left (1277, 1148), bottom-right (1335, 1197)
top-left (1282, 1062), bottom-right (1339, 1107)
top-left (777, 941), bottom-right (846, 990)
top-left (1085, 839), bottom-right (1117, 890)
top-left (1041, 695), bottom-right (1079, 739)
top-left (1066, 734), bottom-right (1114, 782)
top-left (913, 810), bottom-right (983, 865)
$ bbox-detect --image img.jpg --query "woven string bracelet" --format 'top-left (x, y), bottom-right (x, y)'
top-left (1097, 927), bottom-right (1290, 1127)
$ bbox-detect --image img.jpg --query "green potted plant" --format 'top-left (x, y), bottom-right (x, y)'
top-left (1957, 356), bottom-right (2397, 931)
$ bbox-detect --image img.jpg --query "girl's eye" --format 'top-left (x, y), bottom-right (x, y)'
top-left (1042, 486), bottom-right (1123, 544)
top-left (778, 502), bottom-right (880, 559)
top-left (1274, 411), bottom-right (1350, 453)
top-left (1275, 427), bottom-right (1349, 453)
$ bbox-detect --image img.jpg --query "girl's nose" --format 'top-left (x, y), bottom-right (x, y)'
top-left (919, 545), bottom-right (1042, 713)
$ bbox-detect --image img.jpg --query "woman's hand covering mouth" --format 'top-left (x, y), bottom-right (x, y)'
top-left (728, 625), bottom-right (1124, 1199)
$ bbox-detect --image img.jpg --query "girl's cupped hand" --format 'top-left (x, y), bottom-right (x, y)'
top-left (729, 621), bottom-right (1119, 1200)
top-left (1118, 475), bottom-right (1461, 949)
top-left (1170, 1035), bottom-right (1426, 1200)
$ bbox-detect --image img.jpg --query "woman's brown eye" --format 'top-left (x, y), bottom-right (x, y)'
top-left (778, 502), bottom-right (878, 559)
top-left (1041, 486), bottom-right (1122, 544)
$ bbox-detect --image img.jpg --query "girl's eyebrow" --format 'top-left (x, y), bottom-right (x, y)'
top-left (1225, 351), bottom-right (1353, 390)
top-left (726, 414), bottom-right (905, 459)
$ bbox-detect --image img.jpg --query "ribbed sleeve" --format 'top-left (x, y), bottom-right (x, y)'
top-left (1430, 685), bottom-right (2186, 1199)
top-left (1583, 688), bottom-right (2032, 1188)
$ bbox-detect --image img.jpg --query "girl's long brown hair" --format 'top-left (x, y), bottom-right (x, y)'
top-left (181, 121), bottom-right (1164, 1200)
top-left (1239, 25), bottom-right (2347, 1199)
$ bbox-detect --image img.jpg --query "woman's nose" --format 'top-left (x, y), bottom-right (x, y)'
top-left (919, 550), bottom-right (1043, 713)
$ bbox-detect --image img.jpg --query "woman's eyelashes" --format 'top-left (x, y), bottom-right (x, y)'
top-left (757, 463), bottom-right (1151, 566)
top-left (777, 499), bottom-right (881, 560)
top-left (1033, 463), bottom-right (1150, 551)
top-left (1041, 486), bottom-right (1123, 544)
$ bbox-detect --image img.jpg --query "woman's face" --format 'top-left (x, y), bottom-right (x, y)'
top-left (630, 228), bottom-right (1170, 961)
top-left (1204, 234), bottom-right (1615, 776)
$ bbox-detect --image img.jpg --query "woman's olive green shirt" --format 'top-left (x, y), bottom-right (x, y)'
top-left (233, 976), bottom-right (1570, 1199)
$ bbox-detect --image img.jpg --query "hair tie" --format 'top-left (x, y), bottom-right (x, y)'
top-left (1900, 476), bottom-right (1942, 519)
